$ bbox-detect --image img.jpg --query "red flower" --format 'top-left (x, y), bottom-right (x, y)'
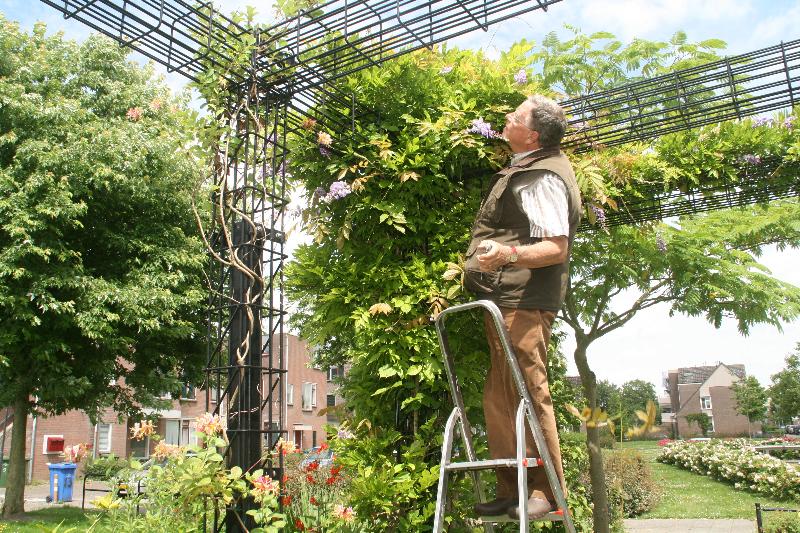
top-left (306, 474), bottom-right (315, 484)
top-left (330, 465), bottom-right (342, 476)
top-left (326, 476), bottom-right (336, 485)
top-left (294, 518), bottom-right (305, 531)
top-left (282, 474), bottom-right (289, 483)
top-left (305, 460), bottom-right (320, 472)
top-left (310, 496), bottom-right (318, 506)
top-left (318, 442), bottom-right (329, 451)
top-left (281, 495), bottom-right (291, 506)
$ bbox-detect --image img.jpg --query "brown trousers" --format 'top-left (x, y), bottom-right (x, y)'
top-left (483, 307), bottom-right (566, 502)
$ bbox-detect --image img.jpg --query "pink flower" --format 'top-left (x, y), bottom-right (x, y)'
top-left (126, 107), bottom-right (143, 121)
top-left (333, 504), bottom-right (355, 522)
top-left (252, 475), bottom-right (278, 496)
top-left (195, 413), bottom-right (225, 437)
top-left (62, 443), bottom-right (90, 463)
top-left (148, 98), bottom-right (164, 112)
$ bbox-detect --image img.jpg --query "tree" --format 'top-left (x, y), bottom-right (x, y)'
top-left (621, 380), bottom-right (660, 434)
top-left (0, 19), bottom-right (206, 516)
top-left (769, 346), bottom-right (800, 425)
top-left (685, 413), bottom-right (712, 437)
top-left (731, 376), bottom-right (768, 437)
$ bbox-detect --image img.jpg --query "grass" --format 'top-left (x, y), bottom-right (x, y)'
top-left (0, 507), bottom-right (105, 533)
top-left (618, 440), bottom-right (798, 520)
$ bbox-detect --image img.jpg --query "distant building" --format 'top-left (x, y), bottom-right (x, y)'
top-left (1, 333), bottom-right (336, 483)
top-left (660, 363), bottom-right (759, 437)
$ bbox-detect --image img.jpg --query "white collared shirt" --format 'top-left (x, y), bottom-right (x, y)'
top-left (511, 150), bottom-right (569, 238)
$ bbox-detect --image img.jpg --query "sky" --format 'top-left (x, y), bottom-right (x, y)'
top-left (2, 0), bottom-right (799, 397)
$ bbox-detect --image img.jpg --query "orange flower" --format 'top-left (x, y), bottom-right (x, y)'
top-left (294, 518), bottom-right (305, 530)
top-left (281, 495), bottom-right (291, 506)
top-left (301, 118), bottom-right (317, 130)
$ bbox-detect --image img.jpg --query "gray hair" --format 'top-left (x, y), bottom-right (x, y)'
top-left (523, 95), bottom-right (567, 148)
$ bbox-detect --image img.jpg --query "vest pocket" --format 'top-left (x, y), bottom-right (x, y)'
top-left (463, 253), bottom-right (500, 294)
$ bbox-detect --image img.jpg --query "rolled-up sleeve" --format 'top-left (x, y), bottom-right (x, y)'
top-left (519, 173), bottom-right (569, 238)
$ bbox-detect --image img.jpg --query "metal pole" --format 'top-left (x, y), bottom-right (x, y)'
top-left (755, 503), bottom-right (763, 533)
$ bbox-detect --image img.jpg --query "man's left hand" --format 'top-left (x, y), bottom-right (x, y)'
top-left (476, 240), bottom-right (510, 272)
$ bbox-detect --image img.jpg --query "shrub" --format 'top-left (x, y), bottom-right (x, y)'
top-left (604, 449), bottom-right (661, 521)
top-left (83, 454), bottom-right (128, 480)
top-left (764, 511), bottom-right (800, 533)
top-left (659, 439), bottom-right (800, 501)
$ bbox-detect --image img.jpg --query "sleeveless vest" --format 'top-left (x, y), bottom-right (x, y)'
top-left (464, 148), bottom-right (581, 311)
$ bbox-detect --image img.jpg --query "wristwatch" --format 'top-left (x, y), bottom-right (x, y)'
top-left (507, 245), bottom-right (519, 264)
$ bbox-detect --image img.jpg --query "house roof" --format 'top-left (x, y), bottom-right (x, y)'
top-left (677, 364), bottom-right (746, 384)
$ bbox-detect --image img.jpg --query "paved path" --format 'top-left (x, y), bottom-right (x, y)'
top-left (624, 519), bottom-right (755, 532)
top-left (0, 478), bottom-right (107, 513)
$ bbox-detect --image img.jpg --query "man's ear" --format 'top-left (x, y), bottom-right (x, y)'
top-left (527, 129), bottom-right (539, 144)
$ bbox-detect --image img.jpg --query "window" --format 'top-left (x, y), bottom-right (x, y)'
top-left (287, 384), bottom-right (294, 406)
top-left (327, 366), bottom-right (343, 382)
top-left (180, 384), bottom-right (196, 400)
top-left (327, 394), bottom-right (336, 408)
top-left (165, 419), bottom-right (180, 446)
top-left (97, 423), bottom-right (112, 454)
top-left (209, 387), bottom-right (219, 403)
top-left (701, 396), bottom-right (712, 410)
top-left (312, 431), bottom-right (317, 448)
top-left (301, 383), bottom-right (317, 411)
top-left (181, 419), bottom-right (195, 445)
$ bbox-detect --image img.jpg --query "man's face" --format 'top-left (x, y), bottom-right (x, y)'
top-left (502, 101), bottom-right (539, 152)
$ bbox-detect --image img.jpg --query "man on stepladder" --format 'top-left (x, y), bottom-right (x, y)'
top-left (463, 95), bottom-right (580, 520)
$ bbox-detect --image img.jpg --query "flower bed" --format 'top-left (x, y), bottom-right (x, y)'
top-left (658, 439), bottom-right (800, 501)
top-left (754, 436), bottom-right (800, 461)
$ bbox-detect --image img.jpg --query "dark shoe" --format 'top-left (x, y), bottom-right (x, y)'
top-left (507, 496), bottom-right (555, 520)
top-left (474, 497), bottom-right (516, 516)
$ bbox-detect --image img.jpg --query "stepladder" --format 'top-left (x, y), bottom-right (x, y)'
top-left (432, 300), bottom-right (577, 533)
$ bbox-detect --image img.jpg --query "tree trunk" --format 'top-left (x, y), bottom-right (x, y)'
top-left (573, 337), bottom-right (611, 533)
top-left (1, 395), bottom-right (29, 517)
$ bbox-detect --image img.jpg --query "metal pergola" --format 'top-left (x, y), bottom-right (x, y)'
top-left (37, 1), bottom-right (799, 531)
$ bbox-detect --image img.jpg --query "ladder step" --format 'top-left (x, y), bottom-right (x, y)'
top-left (445, 457), bottom-right (543, 471)
top-left (480, 510), bottom-right (565, 523)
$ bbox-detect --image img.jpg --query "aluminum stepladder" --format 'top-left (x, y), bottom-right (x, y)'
top-left (432, 300), bottom-right (576, 533)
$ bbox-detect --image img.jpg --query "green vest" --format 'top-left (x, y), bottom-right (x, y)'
top-left (464, 147), bottom-right (581, 311)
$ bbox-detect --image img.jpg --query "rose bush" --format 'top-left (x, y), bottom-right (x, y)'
top-left (658, 439), bottom-right (800, 501)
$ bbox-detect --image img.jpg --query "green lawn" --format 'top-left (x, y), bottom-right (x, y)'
top-left (0, 507), bottom-right (105, 533)
top-left (619, 440), bottom-right (798, 520)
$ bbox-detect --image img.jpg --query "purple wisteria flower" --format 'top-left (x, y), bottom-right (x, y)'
top-left (784, 116), bottom-right (796, 130)
top-left (656, 233), bottom-right (667, 253)
top-left (439, 65), bottom-right (453, 75)
top-left (467, 118), bottom-right (499, 139)
top-left (752, 117), bottom-right (774, 128)
top-left (589, 204), bottom-right (607, 229)
top-left (337, 428), bottom-right (354, 440)
top-left (514, 69), bottom-right (528, 85)
top-left (319, 145), bottom-right (332, 158)
top-left (325, 180), bottom-right (351, 201)
top-left (742, 154), bottom-right (762, 165)
top-left (313, 186), bottom-right (327, 199)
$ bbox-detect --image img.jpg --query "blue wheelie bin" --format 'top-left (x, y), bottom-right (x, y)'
top-left (48, 462), bottom-right (78, 502)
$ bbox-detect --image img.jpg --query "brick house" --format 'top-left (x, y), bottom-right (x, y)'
top-left (659, 363), bottom-right (760, 438)
top-left (1, 333), bottom-right (335, 483)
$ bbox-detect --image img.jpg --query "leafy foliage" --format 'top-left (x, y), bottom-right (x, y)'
top-left (0, 17), bottom-right (207, 417)
top-left (770, 345), bottom-right (800, 426)
top-left (685, 413), bottom-right (712, 437)
top-left (732, 376), bottom-right (768, 434)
